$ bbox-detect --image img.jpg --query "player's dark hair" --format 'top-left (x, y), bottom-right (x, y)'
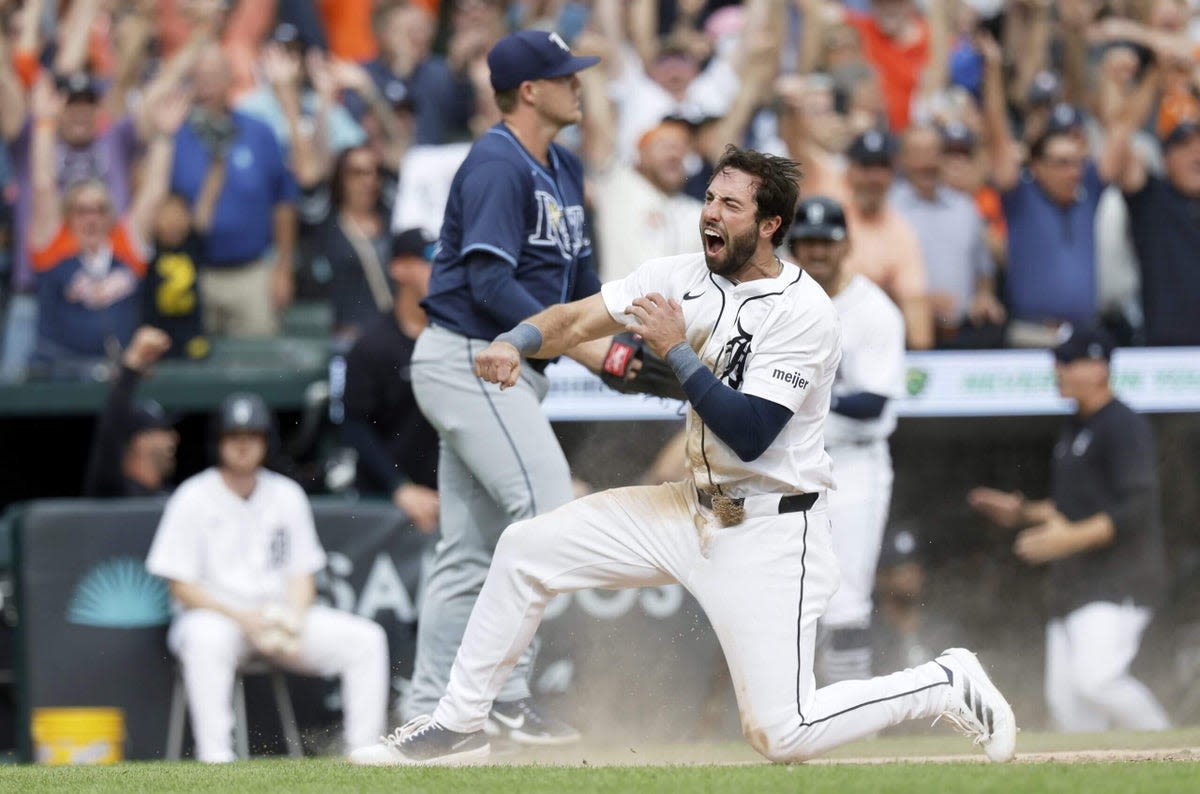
top-left (494, 87), bottom-right (519, 114)
top-left (709, 145), bottom-right (803, 247)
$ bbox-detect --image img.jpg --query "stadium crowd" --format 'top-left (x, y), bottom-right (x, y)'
top-left (0, 0), bottom-right (1197, 377)
top-left (0, 0), bottom-right (1199, 760)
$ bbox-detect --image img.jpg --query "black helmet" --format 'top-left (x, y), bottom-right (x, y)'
top-left (217, 392), bottom-right (271, 435)
top-left (790, 196), bottom-right (848, 243)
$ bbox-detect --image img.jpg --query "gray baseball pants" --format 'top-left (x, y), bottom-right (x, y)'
top-left (405, 323), bottom-right (575, 718)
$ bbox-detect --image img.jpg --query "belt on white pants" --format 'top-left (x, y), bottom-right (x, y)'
top-left (695, 488), bottom-right (819, 519)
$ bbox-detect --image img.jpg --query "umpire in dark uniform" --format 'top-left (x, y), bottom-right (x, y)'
top-left (969, 325), bottom-right (1170, 732)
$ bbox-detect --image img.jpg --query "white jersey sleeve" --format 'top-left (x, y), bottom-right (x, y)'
top-left (146, 481), bottom-right (205, 584)
top-left (741, 300), bottom-right (843, 414)
top-left (600, 253), bottom-right (699, 324)
top-left (836, 281), bottom-right (905, 400)
top-left (826, 276), bottom-right (906, 445)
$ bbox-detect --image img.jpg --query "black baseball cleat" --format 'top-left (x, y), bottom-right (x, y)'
top-left (486, 698), bottom-right (582, 746)
top-left (349, 715), bottom-right (490, 766)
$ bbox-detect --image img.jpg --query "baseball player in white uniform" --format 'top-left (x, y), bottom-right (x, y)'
top-left (147, 393), bottom-right (390, 763)
top-left (788, 196), bottom-right (906, 685)
top-left (352, 147), bottom-right (1016, 766)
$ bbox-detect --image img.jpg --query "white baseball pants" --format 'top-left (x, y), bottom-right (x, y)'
top-left (168, 605), bottom-right (390, 762)
top-left (817, 441), bottom-right (893, 684)
top-left (431, 481), bottom-right (953, 762)
top-left (822, 442), bottom-right (893, 629)
top-left (1044, 600), bottom-right (1170, 732)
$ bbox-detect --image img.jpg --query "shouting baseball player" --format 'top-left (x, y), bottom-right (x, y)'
top-left (352, 147), bottom-right (1016, 766)
top-left (400, 30), bottom-right (610, 744)
top-left (788, 196), bottom-right (906, 685)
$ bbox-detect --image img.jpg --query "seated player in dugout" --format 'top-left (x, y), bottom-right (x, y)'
top-left (147, 392), bottom-right (391, 763)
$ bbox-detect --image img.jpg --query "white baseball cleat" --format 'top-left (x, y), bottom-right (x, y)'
top-left (349, 714), bottom-right (490, 766)
top-left (934, 648), bottom-right (1017, 763)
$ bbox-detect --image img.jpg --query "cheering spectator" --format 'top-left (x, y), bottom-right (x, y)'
top-left (340, 228), bottom-right (440, 532)
top-left (939, 121), bottom-right (1007, 268)
top-left (891, 124), bottom-right (1003, 348)
top-left (841, 129), bottom-right (934, 349)
top-left (1109, 73), bottom-right (1200, 346)
top-left (170, 43), bottom-right (299, 337)
top-left (579, 6), bottom-right (781, 281)
top-left (83, 326), bottom-right (178, 498)
top-left (238, 24), bottom-right (366, 155)
top-left (363, 2), bottom-right (469, 145)
top-left (28, 78), bottom-right (188, 366)
top-left (1, 58), bottom-right (141, 376)
top-left (774, 72), bottom-right (853, 204)
top-left (979, 32), bottom-right (1122, 347)
top-left (805, 0), bottom-right (931, 132)
top-left (139, 185), bottom-right (216, 363)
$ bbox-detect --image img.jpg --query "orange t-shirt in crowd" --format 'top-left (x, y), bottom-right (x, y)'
top-left (319, 0), bottom-right (378, 63)
top-left (845, 11), bottom-right (929, 131)
top-left (842, 202), bottom-right (928, 302)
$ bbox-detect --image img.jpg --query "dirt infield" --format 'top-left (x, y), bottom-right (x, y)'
top-left (503, 728), bottom-right (1200, 767)
top-left (812, 747), bottom-right (1200, 765)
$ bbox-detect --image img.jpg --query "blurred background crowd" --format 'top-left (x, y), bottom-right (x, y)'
top-left (0, 0), bottom-right (1197, 378)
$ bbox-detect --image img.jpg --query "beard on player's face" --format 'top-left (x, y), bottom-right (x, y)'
top-left (703, 221), bottom-right (760, 279)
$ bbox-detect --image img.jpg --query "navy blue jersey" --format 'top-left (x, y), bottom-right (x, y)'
top-left (421, 123), bottom-right (600, 340)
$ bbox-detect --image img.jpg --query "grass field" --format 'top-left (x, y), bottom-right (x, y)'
top-left (7, 728), bottom-right (1199, 793)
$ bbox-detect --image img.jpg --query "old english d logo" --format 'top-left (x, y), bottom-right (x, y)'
top-left (717, 320), bottom-right (752, 391)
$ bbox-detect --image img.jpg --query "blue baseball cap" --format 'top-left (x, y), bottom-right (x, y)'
top-left (487, 30), bottom-right (600, 92)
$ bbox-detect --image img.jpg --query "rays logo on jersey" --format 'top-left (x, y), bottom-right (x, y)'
top-left (716, 320), bottom-right (753, 391)
top-left (529, 190), bottom-right (588, 259)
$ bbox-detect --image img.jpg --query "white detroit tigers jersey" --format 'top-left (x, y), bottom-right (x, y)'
top-left (147, 468), bottom-right (327, 611)
top-left (824, 274), bottom-right (906, 447)
top-left (601, 252), bottom-right (841, 496)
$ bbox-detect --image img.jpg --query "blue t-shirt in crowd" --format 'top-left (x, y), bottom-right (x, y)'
top-left (1002, 163), bottom-right (1104, 326)
top-left (169, 111), bottom-right (299, 267)
top-left (421, 123), bottom-right (600, 342)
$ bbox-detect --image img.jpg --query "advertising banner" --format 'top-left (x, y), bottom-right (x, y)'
top-left (542, 348), bottom-right (1200, 421)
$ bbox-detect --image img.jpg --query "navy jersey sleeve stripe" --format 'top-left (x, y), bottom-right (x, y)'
top-left (460, 159), bottom-right (529, 263)
top-left (462, 242), bottom-right (518, 267)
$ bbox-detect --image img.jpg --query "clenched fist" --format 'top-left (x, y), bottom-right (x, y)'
top-left (475, 341), bottom-right (523, 389)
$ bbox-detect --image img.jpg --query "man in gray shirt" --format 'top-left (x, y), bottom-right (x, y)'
top-left (891, 125), bottom-right (1005, 349)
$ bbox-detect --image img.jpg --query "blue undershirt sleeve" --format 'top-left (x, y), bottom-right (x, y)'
top-left (465, 250), bottom-right (546, 330)
top-left (660, 340), bottom-right (793, 461)
top-left (830, 392), bottom-right (888, 419)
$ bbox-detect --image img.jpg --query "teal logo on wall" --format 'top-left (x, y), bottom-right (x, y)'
top-left (66, 557), bottom-right (171, 628)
